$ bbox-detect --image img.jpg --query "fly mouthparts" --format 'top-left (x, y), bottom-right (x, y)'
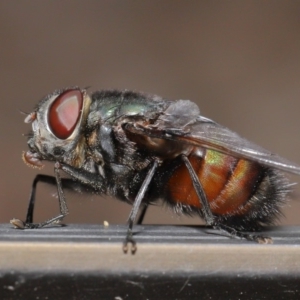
top-left (22, 150), bottom-right (44, 169)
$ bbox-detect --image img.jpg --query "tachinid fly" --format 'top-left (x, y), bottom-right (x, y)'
top-left (13, 87), bottom-right (300, 253)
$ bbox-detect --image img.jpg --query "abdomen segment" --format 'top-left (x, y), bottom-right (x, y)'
top-left (167, 149), bottom-right (266, 216)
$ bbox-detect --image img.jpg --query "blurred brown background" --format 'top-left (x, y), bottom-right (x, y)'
top-left (1, 1), bottom-right (300, 226)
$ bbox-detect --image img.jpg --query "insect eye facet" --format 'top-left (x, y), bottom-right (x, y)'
top-left (48, 89), bottom-right (83, 139)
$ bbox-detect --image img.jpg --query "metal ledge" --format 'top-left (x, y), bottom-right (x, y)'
top-left (0, 224), bottom-right (300, 299)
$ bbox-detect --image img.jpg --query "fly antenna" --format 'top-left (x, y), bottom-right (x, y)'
top-left (19, 109), bottom-right (30, 115)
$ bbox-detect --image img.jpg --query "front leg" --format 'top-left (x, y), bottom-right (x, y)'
top-left (59, 162), bottom-right (107, 193)
top-left (11, 162), bottom-right (107, 229)
top-left (11, 162), bottom-right (69, 229)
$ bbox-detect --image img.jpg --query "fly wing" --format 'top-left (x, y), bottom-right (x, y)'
top-left (124, 98), bottom-right (300, 175)
top-left (154, 99), bottom-right (200, 128)
top-left (125, 99), bottom-right (300, 175)
top-left (172, 116), bottom-right (300, 175)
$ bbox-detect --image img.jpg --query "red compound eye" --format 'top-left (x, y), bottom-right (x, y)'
top-left (48, 89), bottom-right (83, 139)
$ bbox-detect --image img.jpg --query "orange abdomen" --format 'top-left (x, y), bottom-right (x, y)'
top-left (167, 149), bottom-right (264, 215)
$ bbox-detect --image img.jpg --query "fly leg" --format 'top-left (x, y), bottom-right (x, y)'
top-left (181, 155), bottom-right (215, 224)
top-left (181, 155), bottom-right (272, 244)
top-left (211, 223), bottom-right (272, 244)
top-left (12, 170), bottom-right (97, 228)
top-left (123, 160), bottom-right (158, 254)
top-left (11, 162), bottom-right (69, 229)
top-left (17, 161), bottom-right (106, 227)
top-left (136, 204), bottom-right (149, 225)
top-left (25, 175), bottom-right (57, 224)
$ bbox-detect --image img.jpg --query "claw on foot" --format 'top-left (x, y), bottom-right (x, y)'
top-left (122, 239), bottom-right (137, 254)
top-left (10, 218), bottom-right (25, 229)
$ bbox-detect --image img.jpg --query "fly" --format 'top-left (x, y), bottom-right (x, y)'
top-left (12, 87), bottom-right (300, 253)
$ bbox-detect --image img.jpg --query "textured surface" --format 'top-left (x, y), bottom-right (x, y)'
top-left (1, 224), bottom-right (300, 299)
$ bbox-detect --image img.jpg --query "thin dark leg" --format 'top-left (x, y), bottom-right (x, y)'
top-left (54, 162), bottom-right (69, 219)
top-left (26, 175), bottom-right (57, 223)
top-left (136, 204), bottom-right (148, 225)
top-left (25, 175), bottom-right (86, 223)
top-left (123, 160), bottom-right (158, 254)
top-left (11, 163), bottom-right (69, 229)
top-left (213, 223), bottom-right (272, 244)
top-left (181, 155), bottom-right (271, 244)
top-left (181, 155), bottom-right (214, 225)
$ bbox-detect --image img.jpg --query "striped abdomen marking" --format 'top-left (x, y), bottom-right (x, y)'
top-left (167, 149), bottom-right (264, 215)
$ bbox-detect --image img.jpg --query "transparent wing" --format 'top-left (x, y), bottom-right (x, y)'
top-left (125, 110), bottom-right (300, 175)
top-left (173, 116), bottom-right (300, 175)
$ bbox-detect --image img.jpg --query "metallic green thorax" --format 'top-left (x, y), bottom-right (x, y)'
top-left (88, 90), bottom-right (170, 126)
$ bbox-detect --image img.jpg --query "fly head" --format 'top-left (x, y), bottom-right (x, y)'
top-left (23, 87), bottom-right (92, 169)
